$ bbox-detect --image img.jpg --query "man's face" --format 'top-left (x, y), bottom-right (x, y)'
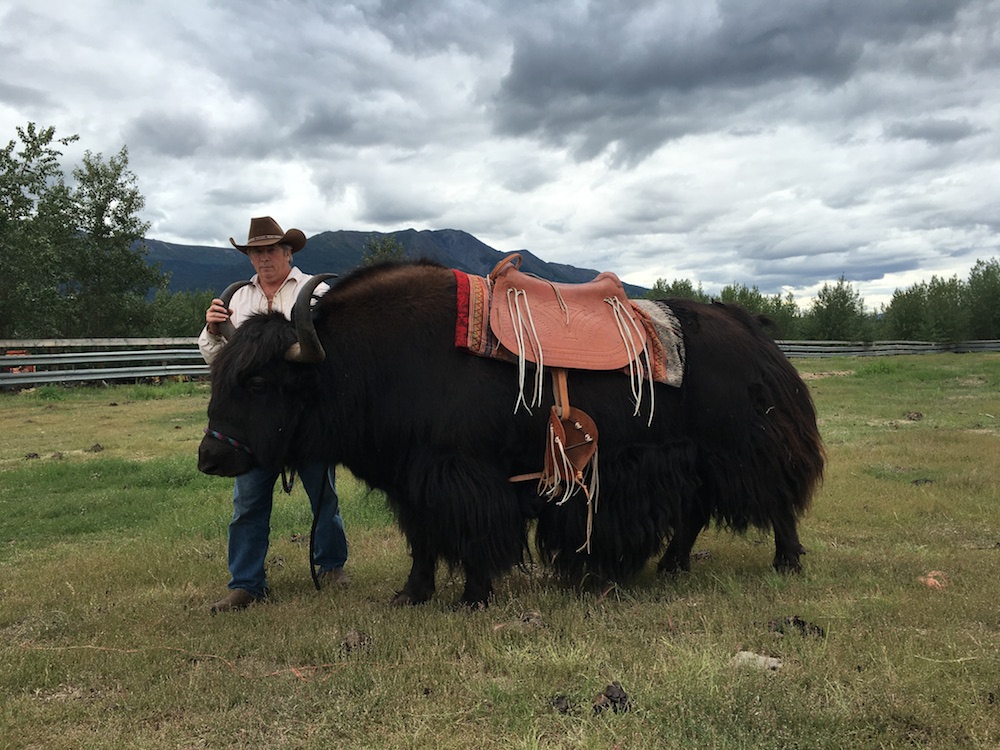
top-left (248, 244), bottom-right (293, 285)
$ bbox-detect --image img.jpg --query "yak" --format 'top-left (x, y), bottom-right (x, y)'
top-left (198, 260), bottom-right (824, 607)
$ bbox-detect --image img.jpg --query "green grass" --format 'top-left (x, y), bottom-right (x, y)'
top-left (1, 356), bottom-right (1000, 748)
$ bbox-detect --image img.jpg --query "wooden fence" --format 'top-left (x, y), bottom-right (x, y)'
top-left (1, 338), bottom-right (998, 388)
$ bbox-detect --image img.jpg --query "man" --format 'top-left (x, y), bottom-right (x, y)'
top-left (199, 216), bottom-right (349, 613)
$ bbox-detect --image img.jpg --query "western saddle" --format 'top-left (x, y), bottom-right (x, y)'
top-left (487, 254), bottom-right (653, 550)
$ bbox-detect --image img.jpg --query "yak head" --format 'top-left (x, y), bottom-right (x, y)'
top-left (197, 274), bottom-right (335, 477)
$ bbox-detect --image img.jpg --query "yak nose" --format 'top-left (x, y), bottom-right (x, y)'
top-left (198, 435), bottom-right (253, 477)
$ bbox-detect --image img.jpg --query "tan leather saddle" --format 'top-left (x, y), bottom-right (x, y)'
top-left (489, 254), bottom-right (651, 550)
top-left (488, 253), bottom-right (646, 371)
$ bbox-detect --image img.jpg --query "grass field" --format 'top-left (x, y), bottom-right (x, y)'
top-left (1, 355), bottom-right (999, 749)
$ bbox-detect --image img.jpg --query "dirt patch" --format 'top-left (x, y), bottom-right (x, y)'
top-left (955, 375), bottom-right (989, 387)
top-left (800, 370), bottom-right (854, 381)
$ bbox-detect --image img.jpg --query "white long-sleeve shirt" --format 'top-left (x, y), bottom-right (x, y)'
top-left (198, 267), bottom-right (327, 364)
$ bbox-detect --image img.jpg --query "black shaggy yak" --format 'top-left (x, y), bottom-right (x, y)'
top-left (198, 260), bottom-right (824, 607)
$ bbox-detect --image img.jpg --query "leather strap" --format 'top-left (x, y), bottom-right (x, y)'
top-left (551, 367), bottom-right (570, 418)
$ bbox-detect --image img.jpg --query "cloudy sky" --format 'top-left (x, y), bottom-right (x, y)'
top-left (2, 0), bottom-right (998, 307)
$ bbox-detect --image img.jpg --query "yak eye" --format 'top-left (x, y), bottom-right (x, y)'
top-left (247, 376), bottom-right (268, 395)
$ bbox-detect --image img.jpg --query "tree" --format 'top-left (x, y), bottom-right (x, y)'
top-left (0, 124), bottom-right (167, 338)
top-left (923, 275), bottom-right (968, 343)
top-left (766, 292), bottom-right (805, 340)
top-left (718, 283), bottom-right (803, 339)
top-left (146, 289), bottom-right (216, 336)
top-left (966, 258), bottom-right (1000, 339)
top-left (803, 277), bottom-right (873, 341)
top-left (63, 147), bottom-right (166, 336)
top-left (882, 283), bottom-right (928, 339)
top-left (0, 123), bottom-right (79, 337)
top-left (361, 233), bottom-right (406, 266)
top-left (882, 263), bottom-right (1000, 343)
top-left (644, 278), bottom-right (710, 302)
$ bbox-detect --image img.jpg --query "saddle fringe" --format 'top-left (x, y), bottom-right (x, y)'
top-left (499, 283), bottom-right (656, 424)
top-left (606, 296), bottom-right (656, 427)
top-left (505, 287), bottom-right (546, 413)
top-left (540, 427), bottom-right (600, 553)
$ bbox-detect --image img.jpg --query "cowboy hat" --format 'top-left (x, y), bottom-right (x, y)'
top-left (230, 216), bottom-right (307, 254)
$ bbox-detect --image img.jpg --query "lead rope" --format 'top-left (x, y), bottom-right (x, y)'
top-left (309, 475), bottom-right (326, 591)
top-left (280, 466), bottom-right (322, 591)
top-left (281, 466), bottom-right (296, 493)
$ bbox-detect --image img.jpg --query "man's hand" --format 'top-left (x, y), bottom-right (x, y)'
top-left (205, 298), bottom-right (232, 336)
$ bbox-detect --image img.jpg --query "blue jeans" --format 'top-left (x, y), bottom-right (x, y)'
top-left (227, 463), bottom-right (348, 597)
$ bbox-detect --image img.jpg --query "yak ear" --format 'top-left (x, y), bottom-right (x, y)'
top-left (284, 273), bottom-right (337, 363)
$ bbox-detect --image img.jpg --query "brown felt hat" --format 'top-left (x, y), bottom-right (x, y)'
top-left (229, 216), bottom-right (307, 254)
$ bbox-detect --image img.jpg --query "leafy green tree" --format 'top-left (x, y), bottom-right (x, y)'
top-left (0, 123), bottom-right (79, 337)
top-left (882, 259), bottom-right (1000, 342)
top-left (718, 283), bottom-right (803, 339)
top-left (767, 292), bottom-right (805, 339)
top-left (644, 278), bottom-right (710, 302)
top-left (803, 276), bottom-right (873, 341)
top-left (361, 233), bottom-right (406, 266)
top-left (922, 275), bottom-right (968, 343)
top-left (64, 147), bottom-right (165, 336)
top-left (146, 289), bottom-right (216, 336)
top-left (0, 124), bottom-right (167, 338)
top-left (717, 282), bottom-right (767, 310)
top-left (966, 258), bottom-right (1000, 339)
top-left (882, 283), bottom-right (928, 339)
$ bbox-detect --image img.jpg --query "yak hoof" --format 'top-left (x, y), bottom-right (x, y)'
top-left (458, 590), bottom-right (492, 610)
top-left (390, 590), bottom-right (427, 607)
top-left (774, 544), bottom-right (806, 574)
top-left (657, 557), bottom-right (691, 574)
top-left (773, 557), bottom-right (803, 574)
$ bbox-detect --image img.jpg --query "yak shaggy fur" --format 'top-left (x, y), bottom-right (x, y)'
top-left (199, 260), bottom-right (824, 607)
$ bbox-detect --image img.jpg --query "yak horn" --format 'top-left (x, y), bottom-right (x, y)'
top-left (217, 281), bottom-right (251, 341)
top-left (285, 273), bottom-right (338, 363)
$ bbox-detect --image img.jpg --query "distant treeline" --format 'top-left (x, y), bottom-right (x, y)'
top-left (644, 258), bottom-right (1000, 343)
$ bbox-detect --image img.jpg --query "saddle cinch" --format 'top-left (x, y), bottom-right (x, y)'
top-left (488, 254), bottom-right (655, 550)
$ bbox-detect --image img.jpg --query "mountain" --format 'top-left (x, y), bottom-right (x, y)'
top-left (141, 228), bottom-right (648, 297)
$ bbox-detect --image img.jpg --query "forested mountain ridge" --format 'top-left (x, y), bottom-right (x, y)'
top-left (141, 228), bottom-right (649, 297)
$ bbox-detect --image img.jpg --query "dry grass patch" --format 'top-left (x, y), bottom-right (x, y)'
top-left (0, 382), bottom-right (210, 468)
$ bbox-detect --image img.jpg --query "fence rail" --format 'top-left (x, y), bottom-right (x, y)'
top-left (1, 338), bottom-right (204, 387)
top-left (2, 337), bottom-right (999, 388)
top-left (776, 340), bottom-right (1000, 357)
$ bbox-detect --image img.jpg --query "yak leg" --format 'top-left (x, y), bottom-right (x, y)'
top-left (459, 562), bottom-right (493, 609)
top-left (771, 509), bottom-right (805, 574)
top-left (392, 539), bottom-right (437, 606)
top-left (658, 505), bottom-right (710, 573)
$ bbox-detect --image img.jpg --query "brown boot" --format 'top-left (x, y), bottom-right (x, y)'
top-left (209, 589), bottom-right (262, 614)
top-left (318, 568), bottom-right (351, 588)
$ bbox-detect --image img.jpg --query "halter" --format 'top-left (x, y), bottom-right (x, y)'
top-left (203, 427), bottom-right (254, 455)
